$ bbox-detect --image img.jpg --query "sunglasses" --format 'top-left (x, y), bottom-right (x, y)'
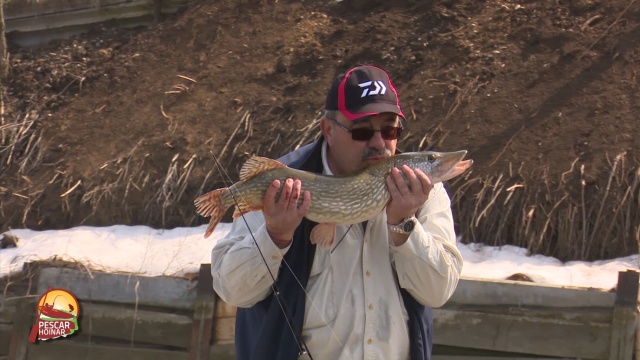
top-left (327, 117), bottom-right (403, 141)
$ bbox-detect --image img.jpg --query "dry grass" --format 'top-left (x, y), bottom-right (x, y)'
top-left (147, 153), bottom-right (197, 228)
top-left (1, 63), bottom-right (638, 262)
top-left (446, 151), bottom-right (640, 261)
top-left (0, 106), bottom-right (45, 176)
top-left (0, 92), bottom-right (52, 227)
top-left (2, 98), bottom-right (639, 262)
top-left (0, 257), bottom-right (95, 302)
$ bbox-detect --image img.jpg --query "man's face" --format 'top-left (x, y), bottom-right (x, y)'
top-left (322, 112), bottom-right (400, 175)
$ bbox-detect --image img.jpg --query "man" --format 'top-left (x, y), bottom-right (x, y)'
top-left (211, 65), bottom-right (463, 360)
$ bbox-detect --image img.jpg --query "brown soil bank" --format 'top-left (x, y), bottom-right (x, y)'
top-left (1, 0), bottom-right (639, 262)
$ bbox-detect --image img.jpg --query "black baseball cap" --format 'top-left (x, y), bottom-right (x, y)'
top-left (325, 64), bottom-right (405, 123)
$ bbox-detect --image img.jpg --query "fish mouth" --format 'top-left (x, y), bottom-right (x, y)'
top-left (444, 159), bottom-right (473, 179)
top-left (365, 155), bottom-right (387, 163)
top-left (439, 150), bottom-right (473, 181)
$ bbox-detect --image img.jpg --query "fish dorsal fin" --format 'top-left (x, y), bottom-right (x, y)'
top-left (239, 156), bottom-right (286, 181)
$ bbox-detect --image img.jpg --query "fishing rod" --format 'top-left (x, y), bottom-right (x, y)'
top-left (209, 151), bottom-right (312, 359)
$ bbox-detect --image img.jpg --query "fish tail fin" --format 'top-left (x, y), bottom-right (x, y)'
top-left (194, 188), bottom-right (233, 238)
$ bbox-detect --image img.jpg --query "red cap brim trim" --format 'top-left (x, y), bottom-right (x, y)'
top-left (337, 65), bottom-right (404, 121)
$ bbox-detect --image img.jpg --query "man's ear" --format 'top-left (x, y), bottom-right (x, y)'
top-left (320, 118), bottom-right (334, 147)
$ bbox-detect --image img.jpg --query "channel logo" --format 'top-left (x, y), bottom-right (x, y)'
top-left (28, 286), bottom-right (79, 342)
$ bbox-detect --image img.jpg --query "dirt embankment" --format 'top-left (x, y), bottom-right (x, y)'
top-left (1, 0), bottom-right (639, 261)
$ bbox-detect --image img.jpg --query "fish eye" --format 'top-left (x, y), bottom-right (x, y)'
top-left (427, 154), bottom-right (437, 163)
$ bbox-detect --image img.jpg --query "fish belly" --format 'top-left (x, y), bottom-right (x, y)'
top-left (234, 169), bottom-right (389, 225)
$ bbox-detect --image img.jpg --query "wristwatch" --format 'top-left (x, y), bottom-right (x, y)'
top-left (388, 217), bottom-right (418, 235)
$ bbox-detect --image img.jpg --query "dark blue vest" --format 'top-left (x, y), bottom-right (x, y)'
top-left (234, 138), bottom-right (433, 360)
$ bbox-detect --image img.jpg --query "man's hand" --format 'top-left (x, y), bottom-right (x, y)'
top-left (263, 178), bottom-right (311, 244)
top-left (386, 165), bottom-right (433, 226)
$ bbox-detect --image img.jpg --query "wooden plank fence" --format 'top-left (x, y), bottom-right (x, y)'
top-left (4, 0), bottom-right (186, 47)
top-left (0, 262), bottom-right (637, 360)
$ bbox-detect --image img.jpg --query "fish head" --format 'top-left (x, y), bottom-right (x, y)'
top-left (392, 150), bottom-right (473, 183)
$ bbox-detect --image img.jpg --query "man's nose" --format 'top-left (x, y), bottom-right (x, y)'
top-left (368, 130), bottom-right (386, 149)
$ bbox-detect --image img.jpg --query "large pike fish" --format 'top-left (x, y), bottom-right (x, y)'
top-left (195, 150), bottom-right (472, 248)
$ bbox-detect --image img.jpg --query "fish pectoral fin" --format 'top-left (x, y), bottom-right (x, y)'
top-left (239, 156), bottom-right (287, 182)
top-left (311, 223), bottom-right (337, 250)
top-left (232, 202), bottom-right (263, 218)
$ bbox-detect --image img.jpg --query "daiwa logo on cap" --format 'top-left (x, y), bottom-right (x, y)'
top-left (327, 64), bottom-right (405, 121)
top-left (358, 80), bottom-right (387, 97)
top-left (28, 286), bottom-right (80, 343)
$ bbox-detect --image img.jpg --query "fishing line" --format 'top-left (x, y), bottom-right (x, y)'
top-left (331, 225), bottom-right (353, 254)
top-left (210, 152), bottom-right (311, 358)
top-left (208, 151), bottom-right (355, 360)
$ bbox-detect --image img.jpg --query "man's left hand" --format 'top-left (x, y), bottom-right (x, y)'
top-left (386, 165), bottom-right (433, 225)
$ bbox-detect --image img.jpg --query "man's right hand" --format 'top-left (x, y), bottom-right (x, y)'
top-left (263, 178), bottom-right (311, 244)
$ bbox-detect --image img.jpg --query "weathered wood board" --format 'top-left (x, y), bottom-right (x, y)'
top-left (189, 264), bottom-right (216, 360)
top-left (37, 268), bottom-right (197, 309)
top-left (4, 0), bottom-right (138, 19)
top-left (214, 301), bottom-right (237, 319)
top-left (6, 1), bottom-right (158, 33)
top-left (79, 303), bottom-right (192, 348)
top-left (433, 308), bottom-right (611, 359)
top-left (432, 357), bottom-right (566, 360)
top-left (25, 341), bottom-right (190, 360)
top-left (0, 302), bottom-right (17, 324)
top-left (608, 270), bottom-right (639, 360)
top-left (451, 276), bottom-right (616, 308)
top-left (213, 317), bottom-right (235, 346)
top-left (213, 300), bottom-right (237, 346)
top-left (4, 0), bottom-right (186, 46)
top-left (208, 343), bottom-right (236, 360)
top-left (0, 324), bottom-right (12, 357)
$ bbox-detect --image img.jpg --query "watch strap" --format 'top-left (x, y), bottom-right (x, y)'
top-left (388, 217), bottom-right (417, 234)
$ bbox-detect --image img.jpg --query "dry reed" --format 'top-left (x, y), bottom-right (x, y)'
top-left (446, 151), bottom-right (639, 261)
top-left (1, 97), bottom-right (638, 262)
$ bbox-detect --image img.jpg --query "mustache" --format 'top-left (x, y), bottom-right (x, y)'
top-left (361, 148), bottom-right (392, 161)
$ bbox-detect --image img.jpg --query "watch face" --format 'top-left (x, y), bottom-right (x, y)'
top-left (403, 220), bottom-right (415, 233)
